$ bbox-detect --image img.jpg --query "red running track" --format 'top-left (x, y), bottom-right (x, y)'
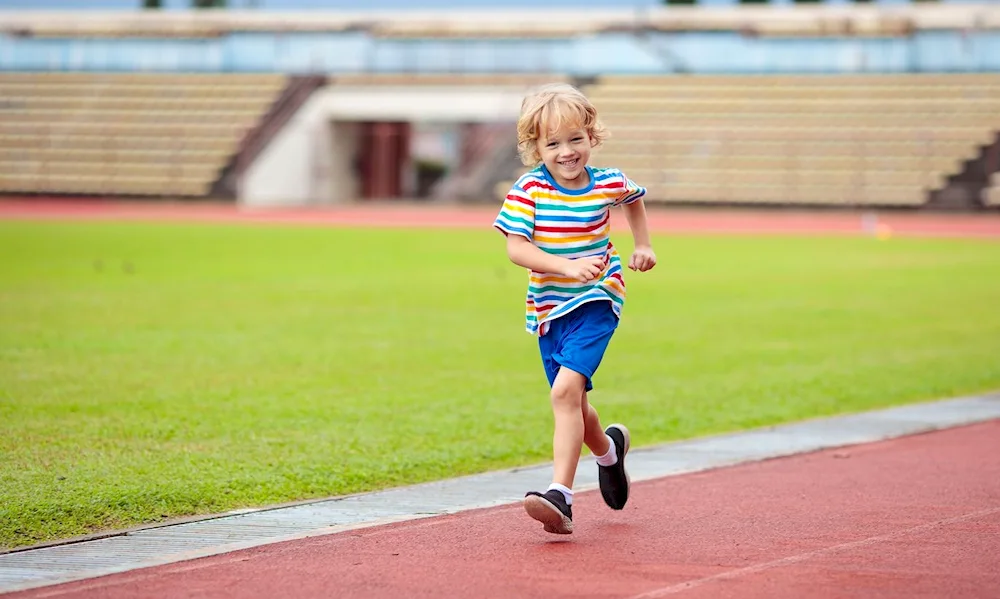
top-left (1, 199), bottom-right (999, 239)
top-left (14, 421), bottom-right (1000, 599)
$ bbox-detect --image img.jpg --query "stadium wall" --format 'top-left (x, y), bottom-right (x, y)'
top-left (240, 84), bottom-right (524, 206)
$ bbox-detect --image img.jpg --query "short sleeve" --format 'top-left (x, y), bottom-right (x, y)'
top-left (612, 170), bottom-right (646, 207)
top-left (493, 184), bottom-right (535, 241)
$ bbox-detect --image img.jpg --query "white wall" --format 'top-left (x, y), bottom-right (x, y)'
top-left (239, 90), bottom-right (333, 207)
top-left (239, 85), bottom-right (526, 207)
top-left (328, 121), bottom-right (360, 204)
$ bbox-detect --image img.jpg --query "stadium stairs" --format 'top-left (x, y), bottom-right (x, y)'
top-left (213, 74), bottom-right (327, 198)
top-left (0, 72), bottom-right (322, 200)
top-left (929, 132), bottom-right (1000, 210)
top-left (429, 122), bottom-right (523, 203)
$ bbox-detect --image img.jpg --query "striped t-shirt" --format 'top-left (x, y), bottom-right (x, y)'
top-left (493, 164), bottom-right (647, 336)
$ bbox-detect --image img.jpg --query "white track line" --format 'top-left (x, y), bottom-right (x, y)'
top-left (627, 506), bottom-right (1000, 599)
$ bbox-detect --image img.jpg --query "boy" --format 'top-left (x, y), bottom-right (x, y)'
top-left (493, 83), bottom-right (656, 535)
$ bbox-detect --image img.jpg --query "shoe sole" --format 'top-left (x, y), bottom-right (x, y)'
top-left (524, 495), bottom-right (573, 535)
top-left (604, 423), bottom-right (631, 509)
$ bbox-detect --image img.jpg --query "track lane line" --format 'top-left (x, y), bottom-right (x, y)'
top-left (626, 506), bottom-right (1000, 599)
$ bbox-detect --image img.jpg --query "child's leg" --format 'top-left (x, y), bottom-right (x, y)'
top-left (550, 381), bottom-right (617, 488)
top-left (525, 301), bottom-right (622, 534)
top-left (524, 366), bottom-right (588, 535)
top-left (549, 367), bottom-right (589, 488)
top-left (584, 388), bottom-right (631, 510)
top-left (581, 391), bottom-right (611, 458)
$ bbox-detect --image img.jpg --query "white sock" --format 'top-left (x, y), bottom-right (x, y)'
top-left (595, 434), bottom-right (618, 467)
top-left (547, 482), bottom-right (573, 505)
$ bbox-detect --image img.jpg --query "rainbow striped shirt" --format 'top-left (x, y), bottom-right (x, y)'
top-left (493, 164), bottom-right (646, 336)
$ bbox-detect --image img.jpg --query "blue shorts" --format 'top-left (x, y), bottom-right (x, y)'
top-left (538, 300), bottom-right (619, 392)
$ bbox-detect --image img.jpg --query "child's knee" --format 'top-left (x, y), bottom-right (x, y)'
top-left (550, 378), bottom-right (585, 411)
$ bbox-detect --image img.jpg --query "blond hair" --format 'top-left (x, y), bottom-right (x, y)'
top-left (516, 83), bottom-right (607, 167)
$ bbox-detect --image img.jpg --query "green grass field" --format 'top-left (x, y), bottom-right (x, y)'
top-left (2, 219), bottom-right (999, 550)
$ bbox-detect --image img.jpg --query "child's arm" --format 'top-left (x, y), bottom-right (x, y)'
top-left (622, 199), bottom-right (657, 272)
top-left (506, 235), bottom-right (605, 282)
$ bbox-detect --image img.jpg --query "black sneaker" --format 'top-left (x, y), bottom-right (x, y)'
top-left (524, 489), bottom-right (573, 534)
top-left (598, 423), bottom-right (631, 510)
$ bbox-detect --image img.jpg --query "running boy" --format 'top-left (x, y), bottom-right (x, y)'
top-left (493, 83), bottom-right (656, 535)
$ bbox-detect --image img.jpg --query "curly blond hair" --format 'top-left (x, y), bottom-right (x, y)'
top-left (516, 83), bottom-right (608, 167)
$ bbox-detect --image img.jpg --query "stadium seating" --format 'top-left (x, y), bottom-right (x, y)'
top-left (329, 74), bottom-right (569, 87)
top-left (0, 72), bottom-right (286, 197)
top-left (577, 74), bottom-right (1000, 207)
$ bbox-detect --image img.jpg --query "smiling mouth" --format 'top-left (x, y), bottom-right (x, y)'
top-left (559, 158), bottom-right (579, 169)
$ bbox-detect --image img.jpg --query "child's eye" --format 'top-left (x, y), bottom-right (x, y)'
top-left (572, 137), bottom-right (583, 142)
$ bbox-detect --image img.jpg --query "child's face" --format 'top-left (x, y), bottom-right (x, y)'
top-left (537, 124), bottom-right (591, 189)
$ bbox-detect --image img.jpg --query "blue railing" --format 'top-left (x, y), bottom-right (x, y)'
top-left (1, 30), bottom-right (999, 74)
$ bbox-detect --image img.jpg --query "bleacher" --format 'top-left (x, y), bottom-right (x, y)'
top-left (577, 74), bottom-right (1000, 207)
top-left (0, 73), bottom-right (287, 197)
top-left (2, 5), bottom-right (999, 208)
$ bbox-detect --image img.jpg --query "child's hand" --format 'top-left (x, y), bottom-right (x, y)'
top-left (629, 245), bottom-right (657, 272)
top-left (562, 256), bottom-right (605, 283)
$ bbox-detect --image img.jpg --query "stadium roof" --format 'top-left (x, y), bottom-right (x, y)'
top-left (0, 0), bottom-right (661, 9)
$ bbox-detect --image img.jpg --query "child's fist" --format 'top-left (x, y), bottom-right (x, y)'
top-left (562, 256), bottom-right (605, 283)
top-left (628, 246), bottom-right (656, 272)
